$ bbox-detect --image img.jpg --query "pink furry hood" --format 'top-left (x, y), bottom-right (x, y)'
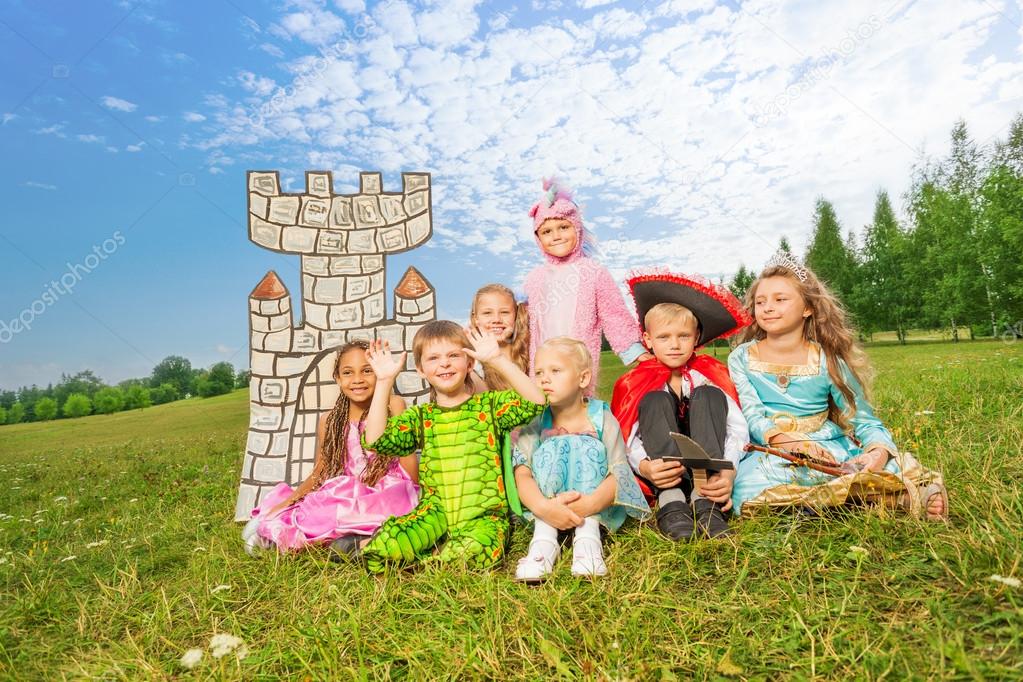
top-left (528, 178), bottom-right (595, 264)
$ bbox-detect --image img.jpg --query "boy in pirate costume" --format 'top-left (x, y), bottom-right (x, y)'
top-left (612, 272), bottom-right (751, 539)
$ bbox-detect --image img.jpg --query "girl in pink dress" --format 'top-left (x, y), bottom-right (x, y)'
top-left (523, 179), bottom-right (651, 390)
top-left (243, 341), bottom-right (419, 554)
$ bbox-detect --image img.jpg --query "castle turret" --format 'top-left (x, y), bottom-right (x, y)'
top-left (237, 271), bottom-right (300, 519)
top-left (249, 271), bottom-right (293, 352)
top-left (392, 267), bottom-right (435, 403)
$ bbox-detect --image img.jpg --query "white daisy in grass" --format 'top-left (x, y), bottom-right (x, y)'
top-left (180, 648), bottom-right (203, 669)
top-left (990, 574), bottom-right (1021, 588)
top-left (85, 540), bottom-right (108, 548)
top-left (60, 555), bottom-right (77, 562)
top-left (209, 633), bottom-right (248, 660)
top-left (211, 584), bottom-right (231, 594)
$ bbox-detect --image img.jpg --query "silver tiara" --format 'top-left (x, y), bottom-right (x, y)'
top-left (765, 250), bottom-right (808, 282)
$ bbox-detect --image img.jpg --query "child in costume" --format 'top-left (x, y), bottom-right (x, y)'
top-left (468, 283), bottom-right (531, 517)
top-left (355, 321), bottom-right (547, 573)
top-left (523, 179), bottom-right (650, 387)
top-left (512, 337), bottom-right (650, 581)
top-left (728, 253), bottom-right (948, 519)
top-left (242, 341), bottom-right (419, 555)
top-left (468, 283), bottom-right (530, 392)
top-left (612, 272), bottom-right (751, 540)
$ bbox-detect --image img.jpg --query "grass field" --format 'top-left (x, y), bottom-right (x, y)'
top-left (1, 340), bottom-right (1022, 679)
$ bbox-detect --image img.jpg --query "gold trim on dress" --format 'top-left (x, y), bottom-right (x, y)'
top-left (770, 410), bottom-right (828, 433)
top-left (748, 341), bottom-right (822, 377)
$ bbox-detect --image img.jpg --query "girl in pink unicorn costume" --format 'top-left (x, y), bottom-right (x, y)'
top-left (523, 179), bottom-right (650, 389)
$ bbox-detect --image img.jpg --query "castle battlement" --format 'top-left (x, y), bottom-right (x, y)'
top-left (236, 170), bottom-right (437, 520)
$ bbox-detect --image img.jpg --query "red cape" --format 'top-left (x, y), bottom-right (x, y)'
top-left (611, 355), bottom-right (740, 503)
top-left (611, 355), bottom-right (740, 452)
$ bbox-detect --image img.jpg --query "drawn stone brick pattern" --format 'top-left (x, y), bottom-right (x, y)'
top-left (236, 170), bottom-right (435, 520)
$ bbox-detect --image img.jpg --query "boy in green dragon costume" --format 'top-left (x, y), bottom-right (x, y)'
top-left (356, 321), bottom-right (546, 572)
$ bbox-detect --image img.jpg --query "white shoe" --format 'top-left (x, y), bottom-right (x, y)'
top-left (571, 517), bottom-right (608, 577)
top-left (515, 538), bottom-right (560, 582)
top-left (242, 518), bottom-right (270, 556)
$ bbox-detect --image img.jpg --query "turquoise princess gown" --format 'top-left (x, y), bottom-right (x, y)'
top-left (512, 399), bottom-right (650, 531)
top-left (728, 341), bottom-right (906, 515)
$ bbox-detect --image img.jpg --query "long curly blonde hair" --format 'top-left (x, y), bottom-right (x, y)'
top-left (736, 265), bottom-right (873, 432)
top-left (314, 341), bottom-right (395, 489)
top-left (469, 284), bottom-right (530, 391)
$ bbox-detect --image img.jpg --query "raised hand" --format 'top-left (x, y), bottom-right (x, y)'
top-left (366, 338), bottom-right (406, 383)
top-left (463, 326), bottom-right (501, 364)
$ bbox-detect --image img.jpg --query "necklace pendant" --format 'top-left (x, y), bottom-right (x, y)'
top-left (776, 373), bottom-right (790, 392)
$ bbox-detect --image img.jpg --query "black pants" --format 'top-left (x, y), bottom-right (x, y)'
top-left (637, 386), bottom-right (728, 496)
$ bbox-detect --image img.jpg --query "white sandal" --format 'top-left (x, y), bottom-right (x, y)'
top-left (514, 538), bottom-right (560, 583)
top-left (570, 536), bottom-right (608, 577)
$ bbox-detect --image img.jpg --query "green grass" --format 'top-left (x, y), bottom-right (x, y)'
top-left (2, 340), bottom-right (1022, 679)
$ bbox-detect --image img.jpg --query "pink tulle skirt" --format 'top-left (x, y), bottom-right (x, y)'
top-left (253, 470), bottom-right (419, 552)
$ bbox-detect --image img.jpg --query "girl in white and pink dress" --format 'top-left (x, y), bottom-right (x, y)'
top-left (243, 341), bottom-right (418, 553)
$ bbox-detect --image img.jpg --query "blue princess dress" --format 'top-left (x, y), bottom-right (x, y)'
top-left (728, 341), bottom-right (942, 516)
top-left (512, 399), bottom-right (650, 531)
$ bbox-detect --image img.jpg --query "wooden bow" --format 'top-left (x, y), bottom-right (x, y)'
top-left (744, 443), bottom-right (846, 477)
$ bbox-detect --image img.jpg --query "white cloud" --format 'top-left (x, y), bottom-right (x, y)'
top-left (193, 0), bottom-right (1023, 284)
top-left (237, 71), bottom-right (277, 97)
top-left (278, 7), bottom-right (347, 46)
top-left (2, 113), bottom-right (16, 125)
top-left (125, 142), bottom-right (145, 152)
top-left (373, 0), bottom-right (418, 46)
top-left (21, 181), bottom-right (58, 191)
top-left (144, 115), bottom-right (164, 123)
top-left (259, 42), bottom-right (285, 58)
top-left (335, 0), bottom-right (366, 12)
top-left (417, 0), bottom-right (481, 47)
top-left (76, 133), bottom-right (104, 143)
top-left (100, 96), bottom-right (138, 112)
top-left (578, 0), bottom-right (615, 8)
top-left (33, 123), bottom-right (66, 137)
top-left (183, 112), bottom-right (207, 122)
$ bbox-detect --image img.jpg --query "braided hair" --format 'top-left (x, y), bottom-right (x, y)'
top-left (312, 340), bottom-right (398, 490)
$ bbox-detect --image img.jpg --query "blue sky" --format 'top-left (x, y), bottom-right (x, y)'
top-left (1, 0), bottom-right (1021, 390)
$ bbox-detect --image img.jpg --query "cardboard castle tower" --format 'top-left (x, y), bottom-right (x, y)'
top-left (236, 170), bottom-right (436, 520)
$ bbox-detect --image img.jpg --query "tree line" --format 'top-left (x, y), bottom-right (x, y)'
top-left (729, 114), bottom-right (1023, 342)
top-left (0, 357), bottom-right (249, 426)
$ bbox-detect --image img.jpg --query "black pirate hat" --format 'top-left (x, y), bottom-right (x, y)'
top-left (627, 270), bottom-right (752, 347)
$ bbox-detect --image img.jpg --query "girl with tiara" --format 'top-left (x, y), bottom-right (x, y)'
top-left (242, 341), bottom-right (419, 554)
top-left (729, 253), bottom-right (948, 519)
top-left (523, 179), bottom-right (651, 387)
